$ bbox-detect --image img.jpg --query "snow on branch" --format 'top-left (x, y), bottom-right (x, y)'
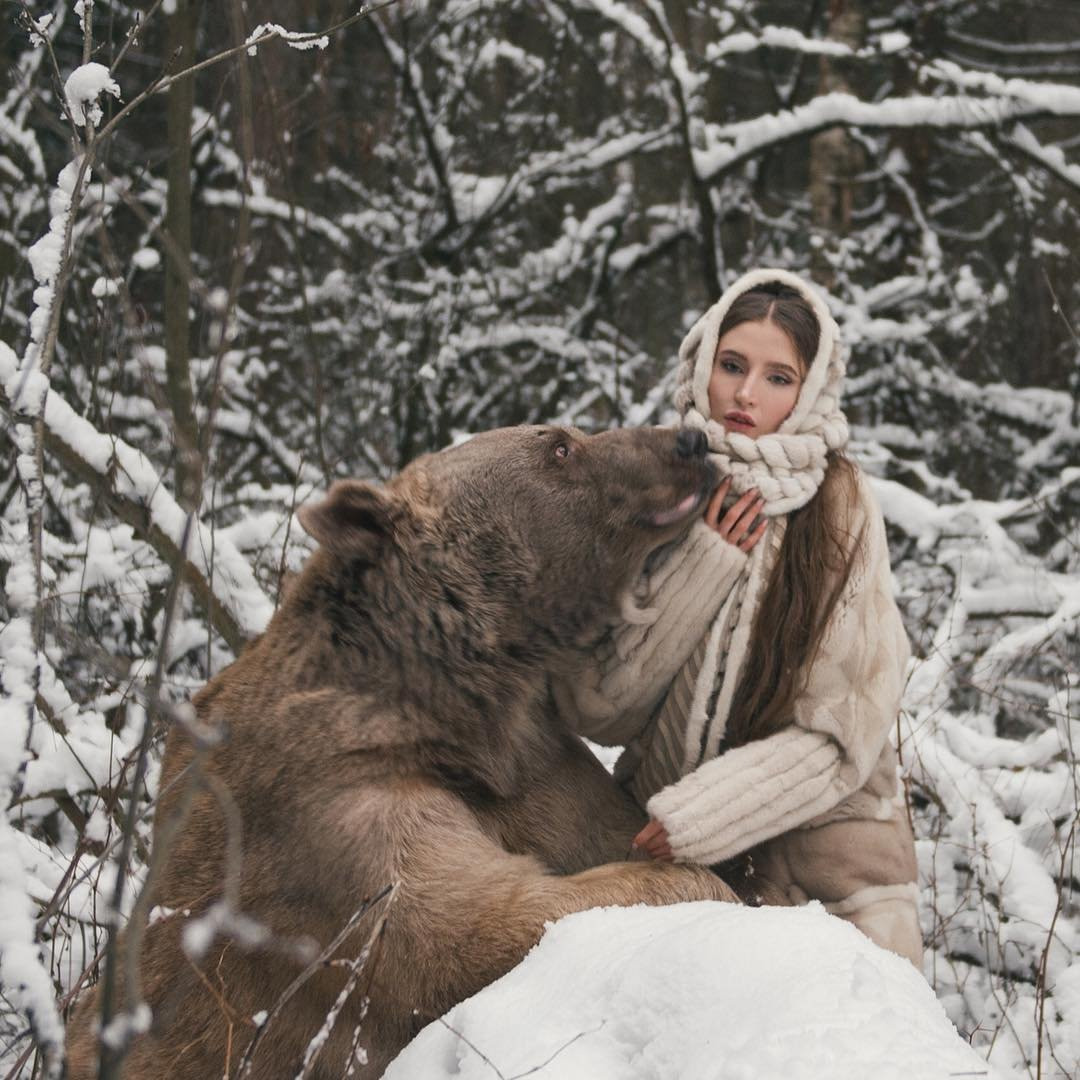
top-left (1004, 123), bottom-right (1080, 193)
top-left (244, 23), bottom-right (331, 54)
top-left (569, 0), bottom-right (703, 109)
top-left (438, 323), bottom-right (594, 366)
top-left (696, 87), bottom-right (1080, 181)
top-left (885, 356), bottom-right (1074, 436)
top-left (979, 580), bottom-right (1080, 685)
top-left (0, 344), bottom-right (273, 652)
top-left (63, 62), bottom-right (121, 128)
top-left (946, 29), bottom-right (1080, 56)
top-left (925, 57), bottom-right (1080, 106)
top-left (200, 188), bottom-right (351, 251)
top-left (520, 127), bottom-right (678, 182)
top-left (706, 25), bottom-right (910, 63)
top-left (0, 614), bottom-right (65, 1078)
top-left (569, 0), bottom-right (667, 69)
top-left (902, 703), bottom-right (1076, 957)
top-left (0, 79), bottom-right (47, 179)
top-left (0, 812), bottom-right (65, 1076)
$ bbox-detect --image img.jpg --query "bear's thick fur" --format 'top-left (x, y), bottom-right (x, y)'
top-left (66, 424), bottom-right (737, 1079)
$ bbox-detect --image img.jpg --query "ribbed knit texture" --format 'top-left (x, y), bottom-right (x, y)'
top-left (648, 727), bottom-right (844, 863)
top-left (646, 471), bottom-right (911, 866)
top-left (625, 634), bottom-right (704, 808)
top-left (554, 521), bottom-right (748, 747)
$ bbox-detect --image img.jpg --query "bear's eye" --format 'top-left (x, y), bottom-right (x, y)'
top-left (553, 443), bottom-right (570, 460)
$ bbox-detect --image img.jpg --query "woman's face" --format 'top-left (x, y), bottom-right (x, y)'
top-left (707, 318), bottom-right (805, 437)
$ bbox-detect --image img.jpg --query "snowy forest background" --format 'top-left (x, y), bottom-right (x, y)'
top-left (1, 0), bottom-right (1078, 1076)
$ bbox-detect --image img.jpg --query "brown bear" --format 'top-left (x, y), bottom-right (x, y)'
top-left (65, 424), bottom-right (737, 1079)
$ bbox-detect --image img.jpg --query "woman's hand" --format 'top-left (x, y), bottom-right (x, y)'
top-left (704, 477), bottom-right (767, 553)
top-left (633, 818), bottom-right (673, 861)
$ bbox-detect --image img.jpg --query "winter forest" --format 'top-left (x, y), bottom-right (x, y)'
top-left (1, 0), bottom-right (1079, 1076)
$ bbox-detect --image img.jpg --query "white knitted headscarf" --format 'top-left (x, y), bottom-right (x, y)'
top-left (669, 268), bottom-right (851, 777)
top-left (673, 267), bottom-right (849, 516)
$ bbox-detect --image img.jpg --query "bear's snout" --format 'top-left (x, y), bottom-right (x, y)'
top-left (675, 427), bottom-right (708, 460)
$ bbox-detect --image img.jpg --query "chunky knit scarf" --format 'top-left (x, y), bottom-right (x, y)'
top-left (632, 268), bottom-right (851, 800)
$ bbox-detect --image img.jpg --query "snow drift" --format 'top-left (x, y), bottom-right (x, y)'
top-left (385, 901), bottom-right (997, 1080)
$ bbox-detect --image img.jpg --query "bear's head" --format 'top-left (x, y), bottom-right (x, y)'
top-left (298, 425), bottom-right (716, 668)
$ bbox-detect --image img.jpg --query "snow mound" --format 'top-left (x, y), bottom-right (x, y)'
top-left (385, 902), bottom-right (997, 1080)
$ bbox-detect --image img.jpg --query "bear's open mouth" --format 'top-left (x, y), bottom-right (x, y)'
top-left (650, 488), bottom-right (705, 527)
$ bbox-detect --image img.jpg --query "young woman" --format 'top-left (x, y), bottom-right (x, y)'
top-left (556, 267), bottom-right (922, 966)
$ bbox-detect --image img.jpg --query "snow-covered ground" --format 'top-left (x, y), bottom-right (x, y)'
top-left (385, 902), bottom-right (997, 1080)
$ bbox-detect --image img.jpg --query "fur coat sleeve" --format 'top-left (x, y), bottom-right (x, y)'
top-left (553, 521), bottom-right (748, 745)
top-left (647, 476), bottom-right (911, 865)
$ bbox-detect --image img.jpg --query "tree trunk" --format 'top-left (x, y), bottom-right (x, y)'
top-left (164, 0), bottom-right (201, 510)
top-left (808, 0), bottom-right (865, 285)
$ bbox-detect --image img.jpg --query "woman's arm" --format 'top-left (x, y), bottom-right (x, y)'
top-left (645, 476), bottom-right (911, 864)
top-left (554, 482), bottom-right (759, 745)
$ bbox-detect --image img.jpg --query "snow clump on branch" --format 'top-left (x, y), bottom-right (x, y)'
top-left (63, 63), bottom-right (120, 128)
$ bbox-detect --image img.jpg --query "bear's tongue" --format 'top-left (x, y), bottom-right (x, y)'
top-left (651, 491), bottom-right (700, 527)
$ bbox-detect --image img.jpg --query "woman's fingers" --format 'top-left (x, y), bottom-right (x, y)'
top-left (739, 516), bottom-right (769, 553)
top-left (634, 819), bottom-right (673, 861)
top-left (719, 489), bottom-right (758, 534)
top-left (703, 477), bottom-right (731, 529)
top-left (719, 491), bottom-right (762, 538)
top-left (705, 482), bottom-right (769, 551)
top-left (633, 819), bottom-right (664, 850)
top-left (705, 483), bottom-right (750, 538)
top-left (646, 839), bottom-right (673, 861)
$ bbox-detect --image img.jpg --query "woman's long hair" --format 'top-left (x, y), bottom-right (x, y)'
top-left (715, 283), bottom-right (862, 748)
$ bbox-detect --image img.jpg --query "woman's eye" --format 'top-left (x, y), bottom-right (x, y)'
top-left (769, 374), bottom-right (792, 386)
top-left (720, 360), bottom-right (742, 374)
top-left (554, 443), bottom-right (570, 459)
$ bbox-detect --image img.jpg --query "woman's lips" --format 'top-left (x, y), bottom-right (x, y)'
top-left (724, 411), bottom-right (755, 429)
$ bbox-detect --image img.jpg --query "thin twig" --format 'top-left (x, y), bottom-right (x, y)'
top-left (236, 884), bottom-right (396, 1078)
top-left (95, 510), bottom-right (195, 1080)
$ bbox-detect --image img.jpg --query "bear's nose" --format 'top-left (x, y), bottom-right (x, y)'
top-left (676, 428), bottom-right (708, 459)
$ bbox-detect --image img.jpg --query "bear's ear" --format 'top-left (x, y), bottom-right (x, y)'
top-left (297, 480), bottom-right (394, 561)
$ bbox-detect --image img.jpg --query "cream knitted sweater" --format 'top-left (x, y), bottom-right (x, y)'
top-left (557, 472), bottom-right (910, 867)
